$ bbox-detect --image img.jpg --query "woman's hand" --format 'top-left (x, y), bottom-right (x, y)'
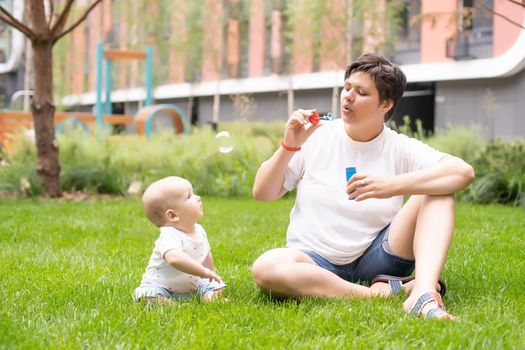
top-left (346, 173), bottom-right (400, 201)
top-left (283, 109), bottom-right (322, 148)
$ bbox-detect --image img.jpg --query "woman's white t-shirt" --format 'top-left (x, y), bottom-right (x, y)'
top-left (283, 120), bottom-right (445, 265)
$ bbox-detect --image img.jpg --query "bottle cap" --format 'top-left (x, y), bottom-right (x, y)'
top-left (309, 111), bottom-right (320, 125)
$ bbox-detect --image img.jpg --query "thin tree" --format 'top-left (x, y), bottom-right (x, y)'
top-left (0, 0), bottom-right (103, 197)
top-left (416, 0), bottom-right (525, 31)
top-left (476, 0), bottom-right (525, 30)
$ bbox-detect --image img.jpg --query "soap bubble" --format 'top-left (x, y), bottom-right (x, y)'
top-left (215, 131), bottom-right (235, 153)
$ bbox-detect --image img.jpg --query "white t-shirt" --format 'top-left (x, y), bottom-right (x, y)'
top-left (140, 225), bottom-right (211, 293)
top-left (283, 120), bottom-right (446, 265)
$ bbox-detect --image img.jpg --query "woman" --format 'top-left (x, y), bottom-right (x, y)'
top-left (251, 53), bottom-right (474, 320)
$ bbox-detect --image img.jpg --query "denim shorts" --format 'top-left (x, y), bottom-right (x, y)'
top-left (302, 224), bottom-right (415, 285)
top-left (133, 279), bottom-right (226, 302)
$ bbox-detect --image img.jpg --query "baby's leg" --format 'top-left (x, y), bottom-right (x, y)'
top-left (144, 296), bottom-right (177, 305)
top-left (133, 284), bottom-right (175, 305)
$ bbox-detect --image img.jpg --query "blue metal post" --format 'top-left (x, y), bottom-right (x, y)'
top-left (95, 42), bottom-right (104, 129)
top-left (104, 59), bottom-right (113, 115)
top-left (145, 47), bottom-right (153, 106)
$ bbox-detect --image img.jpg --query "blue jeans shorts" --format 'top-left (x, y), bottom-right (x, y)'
top-left (302, 224), bottom-right (415, 285)
top-left (133, 279), bottom-right (226, 302)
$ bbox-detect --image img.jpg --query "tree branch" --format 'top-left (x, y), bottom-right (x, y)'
top-left (50, 0), bottom-right (74, 37)
top-left (476, 0), bottom-right (525, 29)
top-left (47, 0), bottom-right (55, 28)
top-left (53, 0), bottom-right (103, 44)
top-left (507, 0), bottom-right (525, 8)
top-left (0, 5), bottom-right (36, 40)
top-left (0, 11), bottom-right (19, 28)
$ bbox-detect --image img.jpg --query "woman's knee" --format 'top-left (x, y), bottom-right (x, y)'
top-left (252, 250), bottom-right (280, 288)
top-left (420, 194), bottom-right (455, 209)
top-left (252, 248), bottom-right (297, 289)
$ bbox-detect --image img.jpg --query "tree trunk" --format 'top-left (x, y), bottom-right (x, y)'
top-left (31, 40), bottom-right (60, 197)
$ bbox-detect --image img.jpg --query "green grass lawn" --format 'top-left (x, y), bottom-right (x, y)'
top-left (1, 197), bottom-right (524, 349)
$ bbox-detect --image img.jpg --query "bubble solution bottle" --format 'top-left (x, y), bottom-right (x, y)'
top-left (346, 166), bottom-right (356, 200)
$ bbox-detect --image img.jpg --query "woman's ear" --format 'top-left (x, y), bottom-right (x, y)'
top-left (165, 209), bottom-right (180, 222)
top-left (382, 99), bottom-right (394, 112)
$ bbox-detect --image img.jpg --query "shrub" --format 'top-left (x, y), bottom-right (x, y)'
top-left (1, 121), bottom-right (523, 206)
top-left (0, 123), bottom-right (279, 197)
top-left (426, 124), bottom-right (486, 165)
top-left (0, 162), bottom-right (42, 196)
top-left (463, 140), bottom-right (525, 206)
top-left (389, 115), bottom-right (427, 141)
top-left (389, 117), bottom-right (524, 206)
top-left (390, 116), bottom-right (487, 165)
top-left (0, 132), bottom-right (41, 196)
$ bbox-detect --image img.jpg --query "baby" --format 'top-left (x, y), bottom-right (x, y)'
top-left (133, 176), bottom-right (226, 303)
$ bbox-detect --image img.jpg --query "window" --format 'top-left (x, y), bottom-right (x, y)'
top-left (461, 0), bottom-right (493, 44)
top-left (448, 0), bottom-right (493, 59)
top-left (395, 0), bottom-right (421, 51)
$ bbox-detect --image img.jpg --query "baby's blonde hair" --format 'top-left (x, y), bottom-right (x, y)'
top-left (142, 176), bottom-right (186, 227)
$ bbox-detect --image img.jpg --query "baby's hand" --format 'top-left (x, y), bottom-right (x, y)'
top-left (202, 267), bottom-right (223, 283)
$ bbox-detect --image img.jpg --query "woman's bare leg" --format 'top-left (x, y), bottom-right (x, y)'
top-left (386, 194), bottom-right (455, 315)
top-left (252, 248), bottom-right (374, 299)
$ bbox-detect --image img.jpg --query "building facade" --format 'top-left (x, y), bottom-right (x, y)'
top-left (0, 0), bottom-right (25, 108)
top-left (3, 1), bottom-right (525, 139)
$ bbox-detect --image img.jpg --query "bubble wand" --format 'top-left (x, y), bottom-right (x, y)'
top-left (307, 111), bottom-right (335, 126)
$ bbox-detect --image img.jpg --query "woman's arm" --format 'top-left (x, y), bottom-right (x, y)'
top-left (348, 155), bottom-right (475, 200)
top-left (252, 148), bottom-right (295, 201)
top-left (253, 109), bottom-right (322, 201)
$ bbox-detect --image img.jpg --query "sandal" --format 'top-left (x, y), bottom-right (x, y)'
top-left (371, 274), bottom-right (446, 296)
top-left (408, 291), bottom-right (456, 320)
top-left (371, 274), bottom-right (415, 295)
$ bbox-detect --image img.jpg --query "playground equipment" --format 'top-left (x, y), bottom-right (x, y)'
top-left (0, 43), bottom-right (188, 140)
top-left (135, 104), bottom-right (189, 134)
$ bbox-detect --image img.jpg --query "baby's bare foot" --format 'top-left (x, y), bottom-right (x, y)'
top-left (202, 288), bottom-right (225, 302)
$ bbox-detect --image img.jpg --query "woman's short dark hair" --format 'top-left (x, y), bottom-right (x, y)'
top-left (344, 53), bottom-right (407, 121)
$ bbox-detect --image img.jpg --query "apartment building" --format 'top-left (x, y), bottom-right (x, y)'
top-left (2, 1), bottom-right (524, 139)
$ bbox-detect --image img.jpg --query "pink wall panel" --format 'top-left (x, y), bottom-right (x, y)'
top-left (169, 1), bottom-right (188, 83)
top-left (420, 0), bottom-right (457, 63)
top-left (72, 24), bottom-right (86, 94)
top-left (88, 5), bottom-right (102, 91)
top-left (248, 0), bottom-right (265, 77)
top-left (493, 0), bottom-right (525, 57)
top-left (320, 0), bottom-right (347, 71)
top-left (202, 0), bottom-right (224, 81)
